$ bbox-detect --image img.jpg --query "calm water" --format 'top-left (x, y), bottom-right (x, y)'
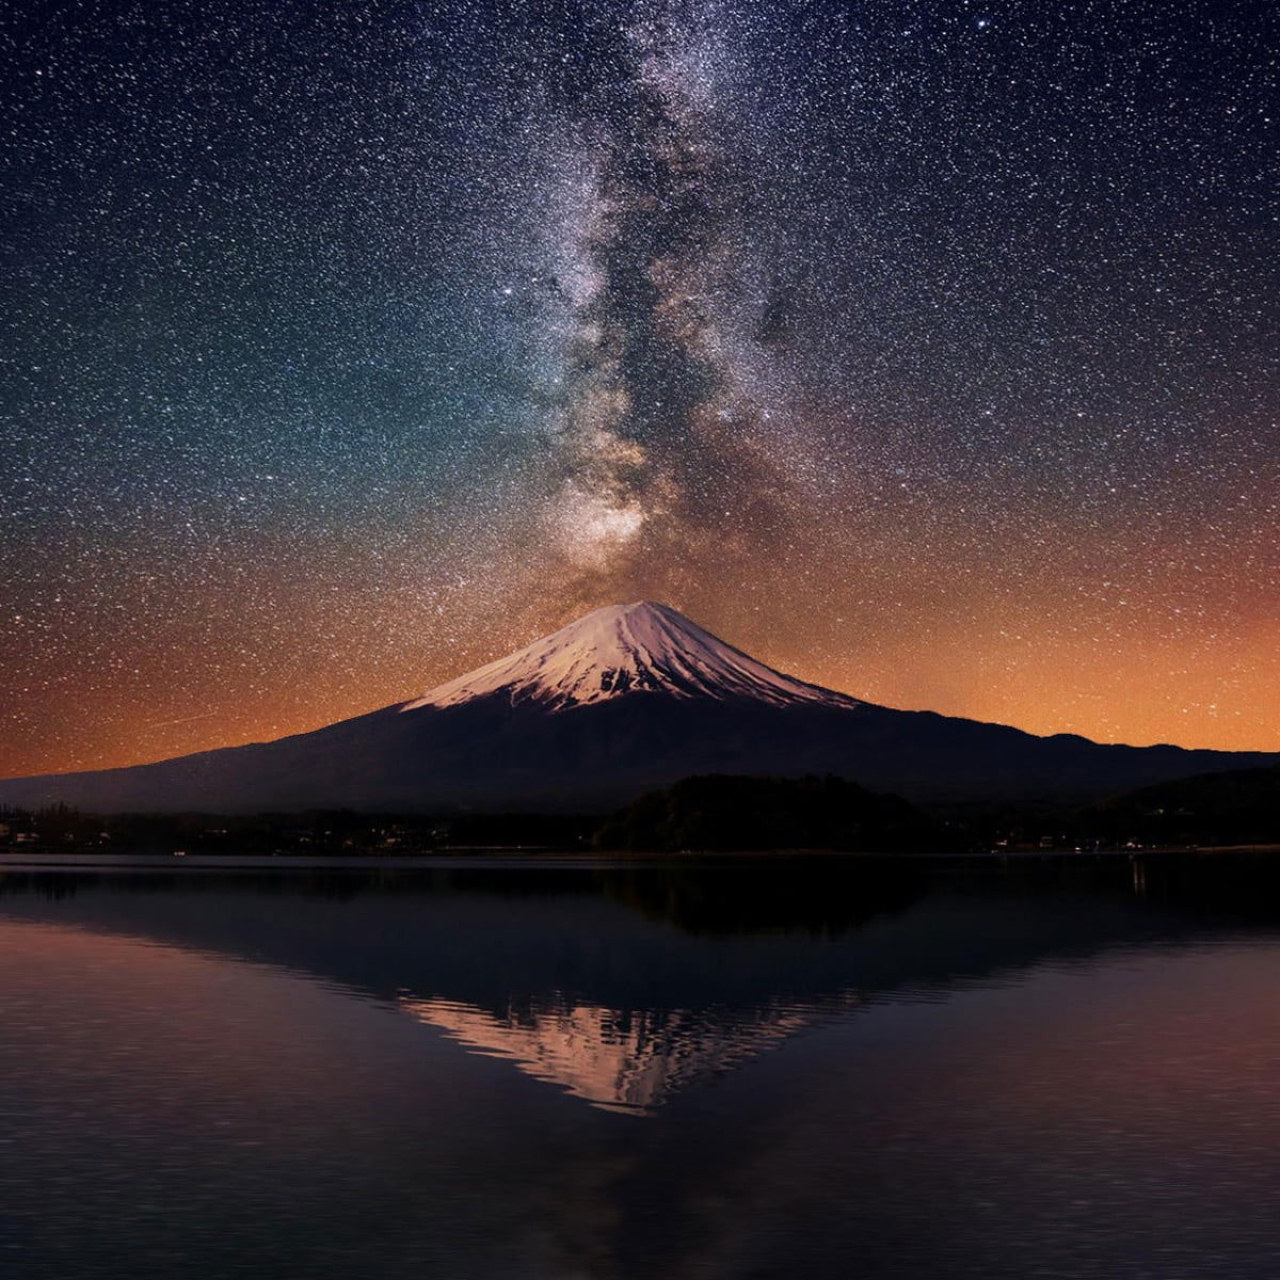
top-left (3, 855), bottom-right (1280, 1279)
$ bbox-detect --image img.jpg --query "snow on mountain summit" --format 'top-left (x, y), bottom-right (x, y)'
top-left (400, 601), bottom-right (858, 713)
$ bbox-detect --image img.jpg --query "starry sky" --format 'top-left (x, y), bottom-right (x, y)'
top-left (2, 0), bottom-right (1277, 778)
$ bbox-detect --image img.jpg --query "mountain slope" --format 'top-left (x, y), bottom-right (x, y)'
top-left (0, 601), bottom-right (1275, 813)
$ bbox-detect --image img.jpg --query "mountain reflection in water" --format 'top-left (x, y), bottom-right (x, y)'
top-left (402, 991), bottom-right (862, 1114)
top-left (0, 856), bottom-right (1268, 1117)
top-left (7, 856), bottom-right (1280, 1280)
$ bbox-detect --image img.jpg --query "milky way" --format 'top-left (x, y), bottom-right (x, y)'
top-left (1, 0), bottom-right (1277, 775)
top-left (542, 10), bottom-right (790, 596)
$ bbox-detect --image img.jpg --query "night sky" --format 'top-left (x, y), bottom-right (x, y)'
top-left (2, 0), bottom-right (1277, 777)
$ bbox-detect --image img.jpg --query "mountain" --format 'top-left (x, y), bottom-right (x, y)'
top-left (401, 599), bottom-right (854, 712)
top-left (1, 600), bottom-right (1275, 813)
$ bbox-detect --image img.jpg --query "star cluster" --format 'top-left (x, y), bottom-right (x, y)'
top-left (1, 0), bottom-right (1277, 776)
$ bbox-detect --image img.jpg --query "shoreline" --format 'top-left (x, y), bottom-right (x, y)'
top-left (3, 845), bottom-right (1280, 872)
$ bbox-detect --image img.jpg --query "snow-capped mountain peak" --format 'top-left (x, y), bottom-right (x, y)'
top-left (400, 601), bottom-right (858, 713)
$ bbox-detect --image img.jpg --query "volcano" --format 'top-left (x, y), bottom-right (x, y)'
top-left (401, 600), bottom-right (856, 713)
top-left (1, 601), bottom-right (1274, 813)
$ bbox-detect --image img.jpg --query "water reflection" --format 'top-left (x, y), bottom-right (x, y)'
top-left (5, 858), bottom-right (1280, 1278)
top-left (1, 855), bottom-right (1275, 1119)
top-left (403, 991), bottom-right (862, 1114)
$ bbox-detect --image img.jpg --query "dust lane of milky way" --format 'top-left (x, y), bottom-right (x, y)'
top-left (1, 0), bottom-right (1277, 777)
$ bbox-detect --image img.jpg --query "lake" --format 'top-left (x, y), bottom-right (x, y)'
top-left (3, 854), bottom-right (1280, 1278)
